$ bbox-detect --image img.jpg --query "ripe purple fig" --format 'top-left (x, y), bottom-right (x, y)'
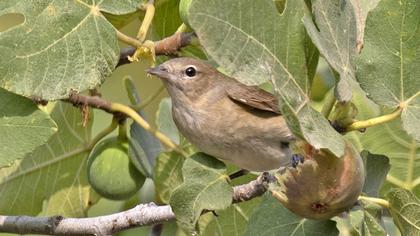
top-left (271, 141), bottom-right (365, 220)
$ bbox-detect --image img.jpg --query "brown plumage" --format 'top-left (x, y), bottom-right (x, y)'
top-left (147, 57), bottom-right (293, 171)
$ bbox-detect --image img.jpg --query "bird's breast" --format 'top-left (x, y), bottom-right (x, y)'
top-left (170, 97), bottom-right (293, 171)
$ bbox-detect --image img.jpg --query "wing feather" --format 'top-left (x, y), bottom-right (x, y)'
top-left (226, 84), bottom-right (281, 114)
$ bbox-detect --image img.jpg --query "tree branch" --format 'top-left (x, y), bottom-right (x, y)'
top-left (0, 174), bottom-right (272, 235)
top-left (117, 32), bottom-right (195, 67)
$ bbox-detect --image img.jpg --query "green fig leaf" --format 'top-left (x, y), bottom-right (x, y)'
top-left (0, 0), bottom-right (133, 100)
top-left (154, 151), bottom-right (185, 203)
top-left (245, 194), bottom-right (339, 236)
top-left (203, 172), bottom-right (260, 236)
top-left (356, 0), bottom-right (420, 142)
top-left (169, 153), bottom-right (232, 233)
top-left (0, 88), bottom-right (56, 167)
top-left (348, 84), bottom-right (420, 196)
top-left (303, 0), bottom-right (359, 102)
top-left (361, 151), bottom-right (391, 197)
top-left (387, 188), bottom-right (420, 235)
top-left (0, 102), bottom-right (95, 216)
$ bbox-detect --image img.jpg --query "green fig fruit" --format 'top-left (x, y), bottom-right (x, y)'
top-left (87, 137), bottom-right (145, 200)
top-left (272, 141), bottom-right (365, 220)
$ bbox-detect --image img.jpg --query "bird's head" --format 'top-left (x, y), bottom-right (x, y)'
top-left (147, 58), bottom-right (222, 101)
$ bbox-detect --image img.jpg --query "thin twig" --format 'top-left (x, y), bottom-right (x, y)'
top-left (117, 32), bottom-right (195, 67)
top-left (346, 108), bottom-right (402, 132)
top-left (137, 0), bottom-right (155, 42)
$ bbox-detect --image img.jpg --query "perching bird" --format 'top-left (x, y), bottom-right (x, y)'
top-left (147, 57), bottom-right (294, 171)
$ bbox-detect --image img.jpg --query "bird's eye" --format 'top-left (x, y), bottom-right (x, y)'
top-left (185, 66), bottom-right (196, 77)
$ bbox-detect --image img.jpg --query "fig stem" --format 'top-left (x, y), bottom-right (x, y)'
top-left (137, 0), bottom-right (155, 43)
top-left (118, 120), bottom-right (128, 141)
top-left (358, 196), bottom-right (390, 208)
top-left (116, 30), bottom-right (142, 48)
top-left (87, 118), bottom-right (119, 150)
top-left (110, 103), bottom-right (187, 156)
top-left (346, 108), bottom-right (402, 132)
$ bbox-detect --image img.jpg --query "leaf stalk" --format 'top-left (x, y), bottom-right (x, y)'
top-left (346, 108), bottom-right (402, 132)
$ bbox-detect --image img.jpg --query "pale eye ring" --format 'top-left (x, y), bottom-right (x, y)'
top-left (185, 66), bottom-right (196, 77)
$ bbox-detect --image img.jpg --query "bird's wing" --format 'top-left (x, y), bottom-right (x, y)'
top-left (225, 83), bottom-right (281, 114)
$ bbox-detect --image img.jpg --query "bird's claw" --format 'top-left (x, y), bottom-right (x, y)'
top-left (291, 154), bottom-right (305, 168)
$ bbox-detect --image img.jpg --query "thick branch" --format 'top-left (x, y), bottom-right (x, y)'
top-left (0, 203), bottom-right (174, 235)
top-left (232, 172), bottom-right (274, 203)
top-left (0, 174), bottom-right (272, 235)
top-left (117, 32), bottom-right (195, 67)
top-left (66, 91), bottom-right (112, 113)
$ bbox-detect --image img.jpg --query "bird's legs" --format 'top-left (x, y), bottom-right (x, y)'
top-left (291, 154), bottom-right (305, 168)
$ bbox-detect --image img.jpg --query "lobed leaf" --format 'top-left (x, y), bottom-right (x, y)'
top-left (0, 0), bottom-right (134, 100)
top-left (0, 88), bottom-right (56, 167)
top-left (0, 102), bottom-right (95, 216)
top-left (356, 0), bottom-right (420, 141)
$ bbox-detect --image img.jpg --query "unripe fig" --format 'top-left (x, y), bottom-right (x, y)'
top-left (272, 141), bottom-right (365, 220)
top-left (87, 137), bottom-right (145, 200)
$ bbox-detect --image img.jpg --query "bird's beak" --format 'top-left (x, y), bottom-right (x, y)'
top-left (146, 65), bottom-right (171, 80)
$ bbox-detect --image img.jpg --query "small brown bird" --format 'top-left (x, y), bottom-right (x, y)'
top-left (147, 58), bottom-right (294, 171)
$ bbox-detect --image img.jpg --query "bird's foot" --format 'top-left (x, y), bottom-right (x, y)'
top-left (291, 154), bottom-right (305, 168)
